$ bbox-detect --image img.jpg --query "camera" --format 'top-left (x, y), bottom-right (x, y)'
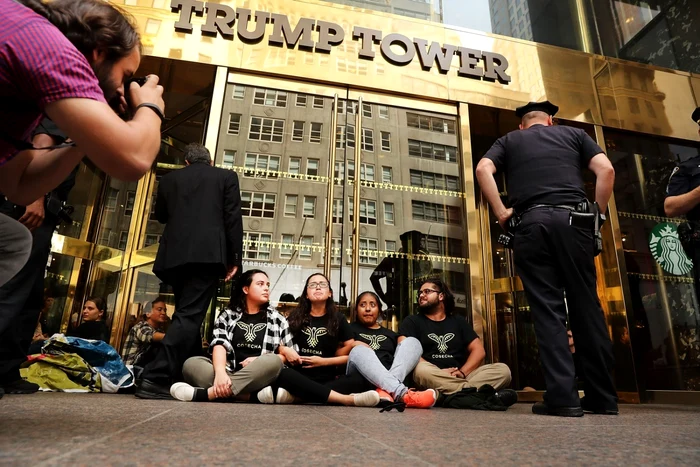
top-left (124, 76), bottom-right (148, 108)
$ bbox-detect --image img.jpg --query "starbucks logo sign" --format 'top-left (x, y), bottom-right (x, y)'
top-left (649, 223), bottom-right (693, 275)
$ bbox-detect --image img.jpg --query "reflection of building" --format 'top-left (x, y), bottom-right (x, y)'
top-left (489, 0), bottom-right (533, 41)
top-left (328, 0), bottom-right (442, 22)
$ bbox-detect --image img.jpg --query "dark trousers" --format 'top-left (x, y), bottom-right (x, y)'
top-left (513, 207), bottom-right (617, 408)
top-left (141, 265), bottom-right (219, 386)
top-left (275, 367), bottom-right (372, 403)
top-left (0, 212), bottom-right (56, 383)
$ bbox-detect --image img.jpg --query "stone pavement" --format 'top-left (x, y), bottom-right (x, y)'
top-left (1, 393), bottom-right (699, 466)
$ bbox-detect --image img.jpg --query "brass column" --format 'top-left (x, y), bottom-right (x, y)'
top-left (350, 98), bottom-right (363, 304)
top-left (324, 94), bottom-right (340, 278)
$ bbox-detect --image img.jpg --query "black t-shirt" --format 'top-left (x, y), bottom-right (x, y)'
top-left (71, 320), bottom-right (109, 342)
top-left (231, 312), bottom-right (267, 370)
top-left (666, 155), bottom-right (700, 221)
top-left (399, 314), bottom-right (478, 369)
top-left (483, 124), bottom-right (603, 212)
top-left (294, 311), bottom-right (353, 382)
top-left (350, 322), bottom-right (398, 369)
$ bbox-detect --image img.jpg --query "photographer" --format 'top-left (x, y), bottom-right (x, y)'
top-left (0, 119), bottom-right (78, 395)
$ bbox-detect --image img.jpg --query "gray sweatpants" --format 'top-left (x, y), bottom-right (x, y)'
top-left (0, 213), bottom-right (32, 288)
top-left (182, 353), bottom-right (283, 396)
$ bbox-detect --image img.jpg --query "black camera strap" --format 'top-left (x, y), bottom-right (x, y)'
top-left (0, 128), bottom-right (76, 152)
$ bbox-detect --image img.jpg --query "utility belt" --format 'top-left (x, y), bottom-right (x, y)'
top-left (677, 220), bottom-right (700, 255)
top-left (498, 200), bottom-right (604, 256)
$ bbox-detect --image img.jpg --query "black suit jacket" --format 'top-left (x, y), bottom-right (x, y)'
top-left (152, 163), bottom-right (243, 281)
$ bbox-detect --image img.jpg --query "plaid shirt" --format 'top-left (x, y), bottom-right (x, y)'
top-left (210, 306), bottom-right (297, 372)
top-left (121, 321), bottom-right (160, 366)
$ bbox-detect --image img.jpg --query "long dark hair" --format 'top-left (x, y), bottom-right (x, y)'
top-left (19, 0), bottom-right (141, 62)
top-left (288, 273), bottom-right (339, 336)
top-left (228, 269), bottom-right (269, 314)
top-left (419, 278), bottom-right (455, 316)
top-left (353, 291), bottom-right (384, 322)
top-left (85, 296), bottom-right (107, 320)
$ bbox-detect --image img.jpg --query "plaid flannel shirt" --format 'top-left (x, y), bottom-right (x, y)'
top-left (121, 321), bottom-right (158, 366)
top-left (210, 306), bottom-right (297, 372)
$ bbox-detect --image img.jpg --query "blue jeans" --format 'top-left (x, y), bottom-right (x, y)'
top-left (346, 336), bottom-right (422, 399)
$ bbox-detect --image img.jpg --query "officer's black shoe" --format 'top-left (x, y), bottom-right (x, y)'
top-left (1, 379), bottom-right (40, 394)
top-left (494, 389), bottom-right (518, 407)
top-left (532, 401), bottom-right (583, 417)
top-left (580, 397), bottom-right (618, 415)
top-left (135, 379), bottom-right (173, 400)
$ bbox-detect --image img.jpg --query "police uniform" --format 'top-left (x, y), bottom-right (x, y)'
top-left (482, 101), bottom-right (617, 415)
top-left (665, 106), bottom-right (700, 296)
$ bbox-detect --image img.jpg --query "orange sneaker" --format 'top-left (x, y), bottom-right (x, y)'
top-left (401, 389), bottom-right (437, 409)
top-left (376, 388), bottom-right (394, 403)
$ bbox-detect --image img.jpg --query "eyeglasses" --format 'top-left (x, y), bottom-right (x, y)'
top-left (307, 281), bottom-right (329, 289)
top-left (418, 288), bottom-right (439, 296)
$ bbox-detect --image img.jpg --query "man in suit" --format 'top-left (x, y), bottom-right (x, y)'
top-left (135, 143), bottom-right (243, 399)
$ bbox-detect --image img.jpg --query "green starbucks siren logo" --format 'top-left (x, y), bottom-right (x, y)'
top-left (649, 223), bottom-right (693, 275)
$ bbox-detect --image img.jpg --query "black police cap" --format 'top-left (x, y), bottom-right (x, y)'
top-left (692, 106), bottom-right (700, 125)
top-left (515, 100), bottom-right (559, 118)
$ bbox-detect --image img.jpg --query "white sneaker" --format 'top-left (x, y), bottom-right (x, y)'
top-left (257, 386), bottom-right (274, 404)
top-left (170, 382), bottom-right (195, 402)
top-left (353, 390), bottom-right (381, 407)
top-left (276, 387), bottom-right (295, 404)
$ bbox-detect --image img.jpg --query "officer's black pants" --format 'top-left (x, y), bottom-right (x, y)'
top-left (513, 207), bottom-right (617, 408)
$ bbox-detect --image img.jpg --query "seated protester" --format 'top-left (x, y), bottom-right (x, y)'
top-left (121, 296), bottom-right (169, 366)
top-left (169, 270), bottom-right (290, 402)
top-left (347, 292), bottom-right (436, 409)
top-left (399, 279), bottom-right (516, 406)
top-left (272, 273), bottom-right (380, 407)
top-left (71, 297), bottom-right (110, 342)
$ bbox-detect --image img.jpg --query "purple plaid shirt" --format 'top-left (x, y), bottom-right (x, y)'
top-left (0, 0), bottom-right (106, 166)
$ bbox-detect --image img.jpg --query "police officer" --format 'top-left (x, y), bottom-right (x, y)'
top-left (664, 107), bottom-right (700, 299)
top-left (475, 101), bottom-right (618, 417)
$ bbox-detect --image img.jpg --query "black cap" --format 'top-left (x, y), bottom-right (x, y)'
top-left (515, 100), bottom-right (559, 118)
top-left (692, 107), bottom-right (700, 125)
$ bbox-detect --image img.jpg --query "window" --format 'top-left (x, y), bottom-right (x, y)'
top-left (227, 113), bottom-right (241, 135)
top-left (425, 234), bottom-right (463, 257)
top-left (253, 88), bottom-right (288, 107)
top-left (382, 166), bottom-right (393, 184)
top-left (145, 18), bottom-right (161, 35)
top-left (284, 195), bottom-right (298, 217)
top-left (378, 105), bottom-right (389, 119)
top-left (410, 169), bottom-right (460, 191)
top-left (336, 125), bottom-right (349, 149)
top-left (645, 100), bottom-right (657, 118)
top-left (349, 199), bottom-right (377, 225)
top-left (98, 228), bottom-right (112, 246)
top-left (362, 103), bottom-right (372, 118)
top-left (299, 236), bottom-right (314, 259)
top-left (357, 237), bottom-right (379, 265)
top-left (408, 139), bottom-right (458, 163)
top-left (312, 96), bottom-right (324, 109)
top-left (338, 100), bottom-right (356, 115)
top-left (243, 232), bottom-right (272, 260)
top-left (412, 200), bottom-right (460, 224)
top-left (222, 150), bottom-right (236, 169)
top-left (280, 234), bottom-right (294, 259)
top-left (628, 97), bottom-right (640, 114)
top-left (303, 196), bottom-right (316, 218)
top-left (406, 113), bottom-right (456, 134)
top-left (241, 192), bottom-right (276, 218)
top-left (306, 159), bottom-right (320, 177)
top-left (105, 188), bottom-right (119, 212)
top-left (145, 234), bottom-right (160, 247)
top-left (362, 128), bottom-right (374, 151)
top-left (380, 131), bottom-right (391, 152)
top-left (296, 94), bottom-right (307, 107)
top-left (118, 231), bottom-right (128, 250)
top-left (125, 191), bottom-right (136, 216)
top-left (332, 199), bottom-right (343, 223)
top-left (385, 240), bottom-right (397, 252)
top-left (249, 117), bottom-right (284, 142)
top-left (232, 85), bottom-right (245, 100)
top-left (292, 121), bottom-right (305, 142)
top-left (309, 122), bottom-right (322, 143)
top-left (331, 238), bottom-right (342, 265)
top-left (383, 202), bottom-right (395, 225)
top-left (244, 153), bottom-right (280, 179)
top-left (361, 163), bottom-right (374, 182)
top-left (288, 157), bottom-right (301, 174)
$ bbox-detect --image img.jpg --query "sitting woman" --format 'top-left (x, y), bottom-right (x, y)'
top-left (71, 297), bottom-right (110, 342)
top-left (347, 291), bottom-right (436, 409)
top-left (271, 273), bottom-right (379, 407)
top-left (170, 269), bottom-right (292, 402)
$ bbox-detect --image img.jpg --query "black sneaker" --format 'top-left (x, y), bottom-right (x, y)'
top-left (1, 379), bottom-right (40, 394)
top-left (532, 401), bottom-right (583, 417)
top-left (135, 379), bottom-right (173, 400)
top-left (581, 397), bottom-right (618, 415)
top-left (494, 389), bottom-right (518, 407)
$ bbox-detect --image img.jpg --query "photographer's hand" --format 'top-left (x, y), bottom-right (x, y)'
top-left (128, 75), bottom-right (165, 115)
top-left (19, 197), bottom-right (45, 231)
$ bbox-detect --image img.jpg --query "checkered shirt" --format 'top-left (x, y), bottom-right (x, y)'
top-left (121, 321), bottom-right (158, 366)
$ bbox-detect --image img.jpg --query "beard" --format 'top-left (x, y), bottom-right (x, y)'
top-left (418, 299), bottom-right (438, 313)
top-left (93, 61), bottom-right (120, 110)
